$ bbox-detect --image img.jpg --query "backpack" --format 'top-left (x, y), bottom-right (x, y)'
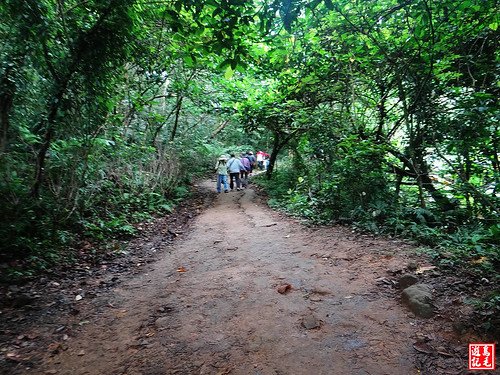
top-left (242, 157), bottom-right (251, 171)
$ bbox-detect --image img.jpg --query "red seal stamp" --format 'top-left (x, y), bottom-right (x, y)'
top-left (469, 343), bottom-right (496, 370)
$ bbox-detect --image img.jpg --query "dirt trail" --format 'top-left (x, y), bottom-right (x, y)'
top-left (35, 182), bottom-right (431, 374)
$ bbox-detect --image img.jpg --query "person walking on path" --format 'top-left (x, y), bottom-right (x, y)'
top-left (240, 153), bottom-right (251, 188)
top-left (256, 151), bottom-right (264, 170)
top-left (246, 151), bottom-right (256, 174)
top-left (227, 153), bottom-right (243, 191)
top-left (215, 155), bottom-right (229, 193)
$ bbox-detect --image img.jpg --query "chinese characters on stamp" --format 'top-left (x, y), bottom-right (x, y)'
top-left (469, 343), bottom-right (496, 371)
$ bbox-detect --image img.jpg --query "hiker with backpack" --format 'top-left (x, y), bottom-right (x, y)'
top-left (240, 153), bottom-right (251, 188)
top-left (226, 153), bottom-right (244, 191)
top-left (246, 151), bottom-right (256, 174)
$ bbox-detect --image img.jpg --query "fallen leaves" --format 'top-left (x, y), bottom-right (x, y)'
top-left (436, 347), bottom-right (454, 357)
top-left (115, 310), bottom-right (128, 318)
top-left (261, 223), bottom-right (277, 227)
top-left (415, 265), bottom-right (437, 274)
top-left (413, 341), bottom-right (434, 354)
top-left (470, 256), bottom-right (488, 265)
top-left (47, 342), bottom-right (67, 356)
top-left (5, 352), bottom-right (22, 362)
top-left (215, 367), bottom-right (232, 375)
top-left (177, 266), bottom-right (187, 273)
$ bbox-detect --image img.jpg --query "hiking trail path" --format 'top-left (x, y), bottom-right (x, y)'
top-left (25, 181), bottom-right (466, 374)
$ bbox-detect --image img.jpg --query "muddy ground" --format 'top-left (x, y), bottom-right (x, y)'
top-left (0, 180), bottom-right (495, 375)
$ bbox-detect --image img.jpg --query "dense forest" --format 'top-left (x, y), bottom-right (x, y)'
top-left (0, 0), bottom-right (498, 328)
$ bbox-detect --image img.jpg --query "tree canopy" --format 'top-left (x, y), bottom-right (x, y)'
top-left (0, 0), bottom-right (498, 307)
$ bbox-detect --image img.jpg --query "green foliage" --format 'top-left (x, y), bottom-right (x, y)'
top-left (1, 0), bottom-right (252, 275)
top-left (418, 224), bottom-right (499, 275)
top-left (465, 290), bottom-right (500, 339)
top-left (257, 137), bottom-right (394, 221)
top-left (1, 0), bottom-right (499, 338)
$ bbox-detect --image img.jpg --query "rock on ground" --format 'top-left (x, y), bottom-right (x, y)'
top-left (401, 283), bottom-right (434, 318)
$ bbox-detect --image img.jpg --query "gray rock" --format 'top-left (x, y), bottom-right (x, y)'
top-left (406, 262), bottom-right (418, 271)
top-left (401, 284), bottom-right (434, 318)
top-left (301, 314), bottom-right (321, 329)
top-left (155, 316), bottom-right (170, 329)
top-left (397, 274), bottom-right (419, 289)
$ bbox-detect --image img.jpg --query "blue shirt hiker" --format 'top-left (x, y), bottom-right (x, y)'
top-left (226, 154), bottom-right (243, 190)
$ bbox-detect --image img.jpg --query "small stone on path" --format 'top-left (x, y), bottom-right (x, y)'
top-left (397, 274), bottom-right (419, 289)
top-left (277, 284), bottom-right (292, 294)
top-left (402, 284), bottom-right (434, 318)
top-left (301, 315), bottom-right (320, 330)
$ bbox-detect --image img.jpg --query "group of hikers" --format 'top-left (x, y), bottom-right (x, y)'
top-left (214, 150), bottom-right (269, 193)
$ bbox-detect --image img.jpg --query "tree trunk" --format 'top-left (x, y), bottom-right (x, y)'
top-left (419, 164), bottom-right (457, 212)
top-left (30, 1), bottom-right (121, 197)
top-left (389, 149), bottom-right (458, 212)
top-left (490, 124), bottom-right (499, 195)
top-left (0, 68), bottom-right (15, 154)
top-left (395, 172), bottom-right (403, 198)
top-left (375, 81), bottom-right (387, 142)
top-left (266, 132), bottom-right (282, 179)
top-left (0, 53), bottom-right (24, 153)
top-left (210, 120), bottom-right (229, 139)
top-left (170, 94), bottom-right (183, 142)
top-left (415, 163), bottom-right (427, 208)
top-left (151, 103), bottom-right (177, 147)
top-left (30, 79), bottom-right (69, 198)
